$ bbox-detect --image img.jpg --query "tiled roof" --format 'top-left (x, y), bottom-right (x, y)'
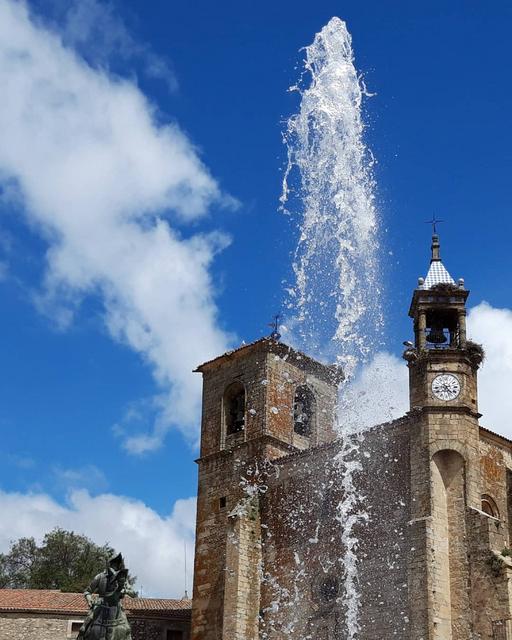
top-left (127, 598), bottom-right (192, 612)
top-left (0, 591), bottom-right (85, 614)
top-left (422, 259), bottom-right (455, 289)
top-left (0, 589), bottom-right (191, 616)
top-left (479, 425), bottom-right (512, 447)
top-left (194, 337), bottom-right (269, 371)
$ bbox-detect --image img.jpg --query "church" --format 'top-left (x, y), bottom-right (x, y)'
top-left (190, 233), bottom-right (512, 640)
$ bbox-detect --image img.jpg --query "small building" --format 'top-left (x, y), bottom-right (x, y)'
top-left (0, 589), bottom-right (191, 640)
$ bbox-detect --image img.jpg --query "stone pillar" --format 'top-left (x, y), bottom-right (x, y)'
top-left (418, 311), bottom-right (427, 349)
top-left (430, 454), bottom-right (453, 638)
top-left (407, 419), bottom-right (431, 640)
top-left (222, 499), bottom-right (261, 640)
top-left (458, 310), bottom-right (467, 348)
top-left (430, 450), bottom-right (473, 639)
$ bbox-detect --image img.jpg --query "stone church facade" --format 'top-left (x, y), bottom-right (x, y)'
top-left (190, 234), bottom-right (512, 639)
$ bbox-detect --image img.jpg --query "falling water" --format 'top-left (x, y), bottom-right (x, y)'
top-left (281, 17), bottom-right (381, 374)
top-left (280, 17), bottom-right (382, 638)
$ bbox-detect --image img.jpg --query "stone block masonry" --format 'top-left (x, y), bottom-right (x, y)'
top-left (0, 614), bottom-right (72, 640)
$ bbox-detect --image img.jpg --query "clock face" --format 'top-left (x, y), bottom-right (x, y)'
top-left (431, 374), bottom-right (461, 401)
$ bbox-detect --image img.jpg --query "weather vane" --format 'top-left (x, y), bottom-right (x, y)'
top-left (268, 314), bottom-right (281, 341)
top-left (424, 214), bottom-right (444, 235)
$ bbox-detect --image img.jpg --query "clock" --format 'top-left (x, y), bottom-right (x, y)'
top-left (431, 374), bottom-right (461, 401)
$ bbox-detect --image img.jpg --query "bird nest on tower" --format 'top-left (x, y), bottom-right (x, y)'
top-left (465, 340), bottom-right (485, 368)
top-left (430, 282), bottom-right (460, 293)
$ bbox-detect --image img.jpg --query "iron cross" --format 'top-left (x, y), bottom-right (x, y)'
top-left (268, 314), bottom-right (281, 341)
top-left (424, 215), bottom-right (444, 234)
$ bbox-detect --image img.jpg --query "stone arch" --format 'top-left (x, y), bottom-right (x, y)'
top-left (431, 449), bottom-right (471, 639)
top-left (223, 381), bottom-right (246, 437)
top-left (430, 440), bottom-right (467, 460)
top-left (293, 385), bottom-right (316, 438)
top-left (432, 449), bottom-right (466, 490)
top-left (481, 494), bottom-right (500, 519)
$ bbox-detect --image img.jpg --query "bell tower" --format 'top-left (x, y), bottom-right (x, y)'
top-left (190, 337), bottom-right (341, 640)
top-left (405, 232), bottom-right (480, 413)
top-left (404, 232), bottom-right (485, 640)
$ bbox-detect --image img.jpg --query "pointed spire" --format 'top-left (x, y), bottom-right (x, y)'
top-left (421, 233), bottom-right (455, 289)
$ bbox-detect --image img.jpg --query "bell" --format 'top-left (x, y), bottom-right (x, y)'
top-left (426, 325), bottom-right (447, 344)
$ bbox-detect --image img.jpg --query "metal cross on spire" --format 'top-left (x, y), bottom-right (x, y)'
top-left (268, 314), bottom-right (281, 341)
top-left (424, 215), bottom-right (444, 235)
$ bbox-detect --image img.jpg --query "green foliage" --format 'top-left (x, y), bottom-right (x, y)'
top-left (501, 547), bottom-right (512, 558)
top-left (0, 528), bottom-right (135, 593)
top-left (0, 537), bottom-right (38, 589)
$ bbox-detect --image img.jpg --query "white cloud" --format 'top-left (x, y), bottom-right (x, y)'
top-left (338, 351), bottom-right (409, 433)
top-left (0, 0), bottom-right (236, 451)
top-left (468, 302), bottom-right (512, 438)
top-left (0, 488), bottom-right (195, 598)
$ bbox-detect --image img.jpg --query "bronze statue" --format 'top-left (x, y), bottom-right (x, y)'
top-left (77, 553), bottom-right (135, 640)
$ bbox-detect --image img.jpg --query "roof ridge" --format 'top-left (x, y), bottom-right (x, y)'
top-left (0, 589), bottom-right (192, 613)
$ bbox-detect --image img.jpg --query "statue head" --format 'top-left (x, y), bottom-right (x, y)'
top-left (108, 553), bottom-right (125, 573)
top-left (106, 553), bottom-right (130, 589)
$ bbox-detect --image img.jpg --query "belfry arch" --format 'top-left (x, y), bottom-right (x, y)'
top-left (293, 384), bottom-right (316, 438)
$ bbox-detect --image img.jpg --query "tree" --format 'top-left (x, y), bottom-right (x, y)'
top-left (0, 537), bottom-right (38, 589)
top-left (0, 528), bottom-right (135, 593)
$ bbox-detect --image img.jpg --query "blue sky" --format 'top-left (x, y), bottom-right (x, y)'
top-left (0, 0), bottom-right (511, 596)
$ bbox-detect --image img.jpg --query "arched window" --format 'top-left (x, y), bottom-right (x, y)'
top-left (481, 494), bottom-right (500, 519)
top-left (224, 382), bottom-right (245, 436)
top-left (293, 385), bottom-right (315, 437)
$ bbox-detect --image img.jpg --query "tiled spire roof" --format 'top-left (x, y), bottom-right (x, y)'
top-left (423, 261), bottom-right (455, 289)
top-left (420, 234), bottom-right (455, 289)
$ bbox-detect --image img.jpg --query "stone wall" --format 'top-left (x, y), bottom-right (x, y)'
top-left (197, 342), bottom-right (338, 458)
top-left (0, 614), bottom-right (79, 640)
top-left (264, 348), bottom-right (337, 449)
top-left (468, 509), bottom-right (510, 639)
top-left (260, 419), bottom-right (412, 639)
top-left (130, 615), bottom-right (190, 640)
top-left (0, 612), bottom-right (190, 640)
top-left (480, 434), bottom-right (512, 545)
top-left (222, 501), bottom-right (261, 640)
